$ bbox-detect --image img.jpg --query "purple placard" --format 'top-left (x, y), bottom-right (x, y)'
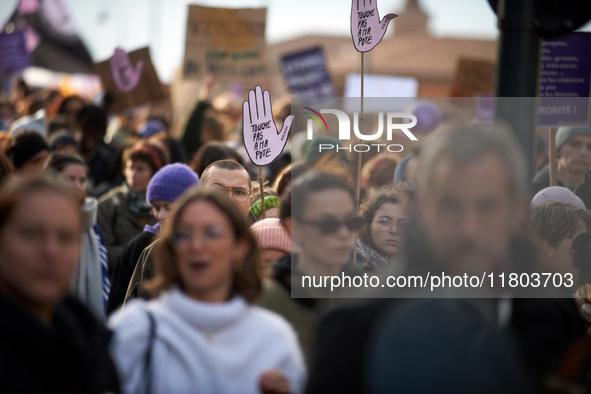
top-left (476, 94), bottom-right (495, 126)
top-left (538, 32), bottom-right (591, 127)
top-left (281, 47), bottom-right (336, 98)
top-left (0, 31), bottom-right (31, 75)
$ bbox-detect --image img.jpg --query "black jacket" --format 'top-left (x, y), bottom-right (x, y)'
top-left (532, 164), bottom-right (591, 208)
top-left (306, 233), bottom-right (586, 393)
top-left (0, 293), bottom-right (120, 393)
top-left (106, 231), bottom-right (156, 315)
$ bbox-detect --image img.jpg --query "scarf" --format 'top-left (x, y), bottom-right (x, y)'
top-left (123, 183), bottom-right (152, 218)
top-left (164, 287), bottom-right (247, 332)
top-left (350, 238), bottom-right (396, 273)
top-left (71, 197), bottom-right (104, 321)
top-left (144, 222), bottom-right (161, 235)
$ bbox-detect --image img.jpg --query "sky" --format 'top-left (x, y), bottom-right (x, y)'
top-left (1, 0), bottom-right (590, 82)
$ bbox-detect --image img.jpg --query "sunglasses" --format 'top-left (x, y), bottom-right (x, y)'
top-left (298, 216), bottom-right (363, 234)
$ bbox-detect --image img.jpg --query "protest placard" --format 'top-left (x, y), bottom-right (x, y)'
top-left (450, 57), bottom-right (495, 97)
top-left (243, 86), bottom-right (293, 167)
top-left (94, 47), bottom-right (165, 113)
top-left (0, 30), bottom-right (31, 75)
top-left (344, 73), bottom-right (417, 113)
top-left (350, 0), bottom-right (397, 53)
top-left (538, 32), bottom-right (591, 127)
top-left (281, 47), bottom-right (335, 98)
top-left (243, 85), bottom-right (293, 218)
top-left (183, 5), bottom-right (268, 90)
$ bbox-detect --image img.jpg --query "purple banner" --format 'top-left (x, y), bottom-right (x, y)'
top-left (281, 47), bottom-right (336, 98)
top-left (538, 32), bottom-right (591, 127)
top-left (0, 30), bottom-right (31, 75)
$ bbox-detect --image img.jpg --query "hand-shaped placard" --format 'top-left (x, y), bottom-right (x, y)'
top-left (351, 0), bottom-right (398, 52)
top-left (110, 47), bottom-right (144, 93)
top-left (243, 86), bottom-right (294, 166)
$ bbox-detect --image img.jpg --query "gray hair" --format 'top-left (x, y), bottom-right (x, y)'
top-left (415, 123), bottom-right (528, 198)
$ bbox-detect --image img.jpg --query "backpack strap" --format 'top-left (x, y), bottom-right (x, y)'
top-left (143, 309), bottom-right (157, 394)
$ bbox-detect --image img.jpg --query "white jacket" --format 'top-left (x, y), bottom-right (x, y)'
top-left (108, 287), bottom-right (306, 394)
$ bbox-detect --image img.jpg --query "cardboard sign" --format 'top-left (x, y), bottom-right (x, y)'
top-left (0, 30), bottom-right (31, 75)
top-left (281, 47), bottom-right (336, 98)
top-left (243, 86), bottom-right (293, 166)
top-left (110, 47), bottom-right (144, 93)
top-left (183, 5), bottom-right (268, 88)
top-left (344, 73), bottom-right (417, 113)
top-left (538, 32), bottom-right (591, 127)
top-left (450, 58), bottom-right (495, 97)
top-left (351, 0), bottom-right (397, 53)
top-left (95, 47), bottom-right (165, 113)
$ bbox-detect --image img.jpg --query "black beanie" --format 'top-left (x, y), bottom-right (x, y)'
top-left (7, 131), bottom-right (50, 169)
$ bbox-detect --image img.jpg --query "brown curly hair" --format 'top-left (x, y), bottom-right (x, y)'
top-left (358, 187), bottom-right (401, 250)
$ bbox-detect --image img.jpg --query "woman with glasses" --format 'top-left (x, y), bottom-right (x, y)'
top-left (108, 187), bottom-right (305, 394)
top-left (352, 188), bottom-right (407, 273)
top-left (257, 171), bottom-right (363, 366)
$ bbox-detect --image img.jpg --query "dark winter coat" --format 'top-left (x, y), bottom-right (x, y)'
top-left (106, 231), bottom-right (156, 315)
top-left (0, 293), bottom-right (120, 393)
top-left (532, 164), bottom-right (591, 208)
top-left (97, 187), bottom-right (156, 273)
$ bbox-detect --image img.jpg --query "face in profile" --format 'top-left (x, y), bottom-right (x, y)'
top-left (0, 191), bottom-right (81, 309)
top-left (370, 202), bottom-right (407, 258)
top-left (418, 154), bottom-right (524, 275)
top-left (172, 200), bottom-right (247, 302)
top-left (292, 188), bottom-right (358, 271)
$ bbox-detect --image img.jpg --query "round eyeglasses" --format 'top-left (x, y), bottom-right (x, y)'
top-left (374, 217), bottom-right (408, 232)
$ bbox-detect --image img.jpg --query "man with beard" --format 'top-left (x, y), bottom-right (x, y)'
top-left (305, 125), bottom-right (585, 393)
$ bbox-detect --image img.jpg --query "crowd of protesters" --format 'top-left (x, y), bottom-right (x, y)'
top-left (3, 79), bottom-right (591, 394)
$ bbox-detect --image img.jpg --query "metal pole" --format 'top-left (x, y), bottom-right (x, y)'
top-left (494, 0), bottom-right (540, 182)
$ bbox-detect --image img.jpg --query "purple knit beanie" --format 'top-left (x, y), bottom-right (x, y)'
top-left (147, 163), bottom-right (199, 205)
top-left (531, 186), bottom-right (586, 209)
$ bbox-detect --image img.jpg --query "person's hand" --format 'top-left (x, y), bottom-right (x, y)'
top-left (110, 47), bottom-right (144, 93)
top-left (259, 369), bottom-right (291, 394)
top-left (242, 86), bottom-right (294, 166)
top-left (351, 0), bottom-right (398, 52)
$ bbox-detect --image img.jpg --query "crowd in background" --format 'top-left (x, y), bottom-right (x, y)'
top-left (2, 77), bottom-right (591, 393)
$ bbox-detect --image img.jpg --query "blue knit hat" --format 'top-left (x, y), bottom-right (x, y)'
top-left (147, 163), bottom-right (199, 205)
top-left (556, 126), bottom-right (591, 152)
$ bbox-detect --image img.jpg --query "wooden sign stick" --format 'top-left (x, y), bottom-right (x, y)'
top-left (259, 166), bottom-right (266, 219)
top-left (549, 128), bottom-right (557, 186)
top-left (352, 52), bottom-right (365, 265)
